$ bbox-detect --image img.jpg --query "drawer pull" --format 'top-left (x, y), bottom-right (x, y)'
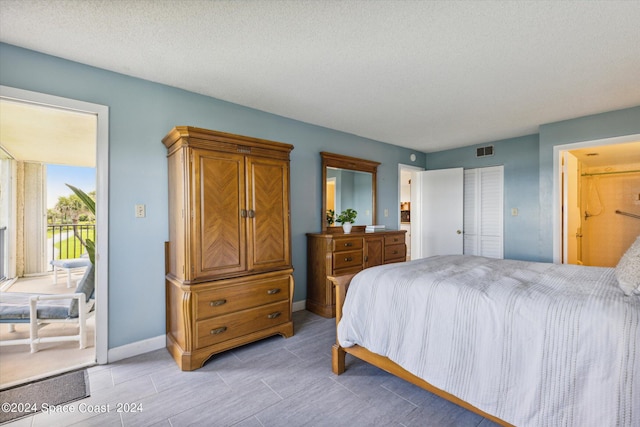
top-left (344, 257), bottom-right (353, 262)
top-left (209, 299), bottom-right (227, 307)
top-left (210, 326), bottom-right (227, 335)
top-left (267, 288), bottom-right (281, 295)
top-left (267, 312), bottom-right (281, 319)
top-left (393, 250), bottom-right (398, 255)
top-left (344, 242), bottom-right (353, 247)
top-left (394, 238), bottom-right (399, 242)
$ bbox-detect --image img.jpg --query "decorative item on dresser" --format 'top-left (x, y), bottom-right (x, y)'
top-left (336, 208), bottom-right (358, 234)
top-left (320, 151), bottom-right (379, 233)
top-left (163, 126), bottom-right (294, 371)
top-left (306, 228), bottom-right (407, 317)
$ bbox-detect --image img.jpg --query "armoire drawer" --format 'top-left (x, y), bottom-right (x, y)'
top-left (333, 249), bottom-right (363, 270)
top-left (195, 300), bottom-right (290, 349)
top-left (195, 276), bottom-right (290, 320)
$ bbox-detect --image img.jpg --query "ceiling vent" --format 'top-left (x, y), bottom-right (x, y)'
top-left (476, 145), bottom-right (494, 157)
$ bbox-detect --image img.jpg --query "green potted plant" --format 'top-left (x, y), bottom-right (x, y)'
top-left (336, 208), bottom-right (357, 233)
top-left (326, 209), bottom-right (335, 226)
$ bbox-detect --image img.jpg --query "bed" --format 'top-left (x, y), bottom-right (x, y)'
top-left (329, 241), bottom-right (640, 427)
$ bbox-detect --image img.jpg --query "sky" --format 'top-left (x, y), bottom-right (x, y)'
top-left (47, 164), bottom-right (95, 209)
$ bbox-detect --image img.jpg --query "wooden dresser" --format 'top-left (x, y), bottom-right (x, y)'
top-left (306, 228), bottom-right (406, 318)
top-left (163, 126), bottom-right (294, 371)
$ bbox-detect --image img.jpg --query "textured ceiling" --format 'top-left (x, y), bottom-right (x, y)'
top-left (1, 0), bottom-right (639, 152)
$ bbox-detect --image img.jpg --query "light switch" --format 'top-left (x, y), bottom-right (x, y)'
top-left (384, 209), bottom-right (389, 217)
top-left (135, 204), bottom-right (146, 218)
top-left (511, 208), bottom-right (518, 216)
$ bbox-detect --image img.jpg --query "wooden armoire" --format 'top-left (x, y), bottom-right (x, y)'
top-left (163, 126), bottom-right (294, 371)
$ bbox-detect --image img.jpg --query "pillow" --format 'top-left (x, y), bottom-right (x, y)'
top-left (69, 264), bottom-right (95, 317)
top-left (616, 235), bottom-right (640, 296)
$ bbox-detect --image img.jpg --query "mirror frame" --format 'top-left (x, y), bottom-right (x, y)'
top-left (321, 151), bottom-right (380, 232)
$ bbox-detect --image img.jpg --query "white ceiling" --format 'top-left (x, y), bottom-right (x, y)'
top-left (570, 141), bottom-right (640, 168)
top-left (1, 0), bottom-right (639, 153)
top-left (0, 99), bottom-right (96, 167)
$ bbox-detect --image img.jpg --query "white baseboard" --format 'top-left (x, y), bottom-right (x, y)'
top-left (292, 300), bottom-right (306, 312)
top-left (107, 334), bottom-right (165, 363)
top-left (106, 301), bottom-right (307, 364)
top-left (0, 277), bottom-right (17, 292)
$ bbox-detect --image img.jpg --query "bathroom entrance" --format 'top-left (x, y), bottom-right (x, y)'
top-left (562, 140), bottom-right (640, 267)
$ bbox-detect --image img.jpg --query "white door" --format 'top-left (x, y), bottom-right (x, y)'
top-left (410, 168), bottom-right (464, 259)
top-left (563, 152), bottom-right (582, 264)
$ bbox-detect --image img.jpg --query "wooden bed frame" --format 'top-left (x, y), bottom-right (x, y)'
top-left (328, 274), bottom-right (513, 427)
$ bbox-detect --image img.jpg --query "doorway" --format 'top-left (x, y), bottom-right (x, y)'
top-left (398, 164), bottom-right (424, 260)
top-left (0, 86), bottom-right (109, 386)
top-left (555, 134), bottom-right (640, 265)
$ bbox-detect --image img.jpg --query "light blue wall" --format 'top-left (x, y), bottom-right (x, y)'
top-left (425, 134), bottom-right (540, 261)
top-left (0, 43), bottom-right (424, 348)
top-left (426, 107), bottom-right (640, 262)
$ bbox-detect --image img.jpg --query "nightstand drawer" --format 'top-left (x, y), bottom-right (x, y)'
top-left (195, 276), bottom-right (290, 320)
top-left (196, 300), bottom-right (290, 349)
top-left (333, 249), bottom-right (363, 270)
top-left (333, 237), bottom-right (363, 252)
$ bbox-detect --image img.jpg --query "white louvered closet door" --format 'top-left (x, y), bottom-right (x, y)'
top-left (464, 166), bottom-right (504, 258)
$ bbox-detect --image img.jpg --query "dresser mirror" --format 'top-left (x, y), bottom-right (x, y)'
top-left (321, 152), bottom-right (380, 232)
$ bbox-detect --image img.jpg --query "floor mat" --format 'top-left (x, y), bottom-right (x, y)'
top-left (0, 369), bottom-right (90, 424)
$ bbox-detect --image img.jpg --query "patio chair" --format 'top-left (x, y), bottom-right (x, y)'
top-left (0, 264), bottom-right (95, 352)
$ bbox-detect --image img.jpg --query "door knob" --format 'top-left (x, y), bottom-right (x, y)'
top-left (456, 230), bottom-right (462, 234)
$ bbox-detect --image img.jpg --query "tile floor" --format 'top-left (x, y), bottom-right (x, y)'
top-left (5, 311), bottom-right (500, 426)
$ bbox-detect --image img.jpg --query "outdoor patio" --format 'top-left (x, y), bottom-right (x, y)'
top-left (0, 269), bottom-right (96, 389)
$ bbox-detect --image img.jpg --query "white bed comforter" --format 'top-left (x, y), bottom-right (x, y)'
top-left (337, 255), bottom-right (640, 427)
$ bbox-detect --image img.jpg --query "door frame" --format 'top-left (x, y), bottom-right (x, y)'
top-left (553, 132), bottom-right (640, 263)
top-left (0, 85), bottom-right (109, 364)
top-left (397, 163), bottom-right (423, 229)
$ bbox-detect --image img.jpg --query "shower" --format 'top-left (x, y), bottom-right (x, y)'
top-left (584, 176), bottom-right (603, 221)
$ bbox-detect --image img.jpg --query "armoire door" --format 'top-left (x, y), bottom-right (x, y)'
top-left (246, 156), bottom-right (291, 271)
top-left (193, 149), bottom-right (247, 278)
